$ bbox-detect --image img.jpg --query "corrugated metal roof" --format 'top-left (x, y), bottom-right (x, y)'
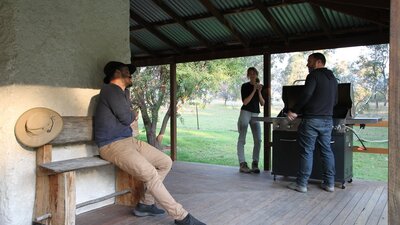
top-left (163, 0), bottom-right (208, 17)
top-left (130, 0), bottom-right (171, 22)
top-left (210, 0), bottom-right (252, 10)
top-left (225, 10), bottom-right (274, 39)
top-left (321, 8), bottom-right (370, 29)
top-left (188, 17), bottom-right (234, 44)
top-left (129, 0), bottom-right (389, 65)
top-left (158, 23), bottom-right (201, 47)
top-left (130, 29), bottom-right (171, 50)
top-left (269, 3), bottom-right (320, 35)
top-left (130, 43), bottom-right (145, 55)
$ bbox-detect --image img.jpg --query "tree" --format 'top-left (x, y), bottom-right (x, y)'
top-left (353, 44), bottom-right (389, 110)
top-left (130, 60), bottom-right (229, 149)
top-left (215, 58), bottom-right (247, 105)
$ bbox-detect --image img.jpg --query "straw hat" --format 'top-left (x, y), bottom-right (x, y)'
top-left (15, 107), bottom-right (63, 147)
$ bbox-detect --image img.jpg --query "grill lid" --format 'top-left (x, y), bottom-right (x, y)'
top-left (280, 83), bottom-right (353, 118)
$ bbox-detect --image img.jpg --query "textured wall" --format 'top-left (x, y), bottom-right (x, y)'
top-left (0, 0), bottom-right (130, 224)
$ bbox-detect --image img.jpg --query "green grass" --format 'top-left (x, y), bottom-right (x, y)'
top-left (137, 101), bottom-right (388, 181)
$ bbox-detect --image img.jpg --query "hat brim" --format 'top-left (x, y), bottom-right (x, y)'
top-left (126, 64), bottom-right (137, 74)
top-left (15, 107), bottom-right (63, 148)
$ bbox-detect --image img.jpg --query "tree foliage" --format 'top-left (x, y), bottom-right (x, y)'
top-left (130, 58), bottom-right (246, 148)
top-left (352, 44), bottom-right (389, 111)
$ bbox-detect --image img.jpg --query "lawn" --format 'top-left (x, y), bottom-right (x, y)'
top-left (137, 101), bottom-right (388, 181)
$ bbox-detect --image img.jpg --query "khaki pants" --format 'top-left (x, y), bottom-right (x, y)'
top-left (99, 137), bottom-right (188, 220)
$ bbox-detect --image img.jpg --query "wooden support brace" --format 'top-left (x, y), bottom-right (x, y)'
top-left (49, 172), bottom-right (76, 225)
top-left (115, 167), bottom-right (144, 206)
top-left (34, 145), bottom-right (52, 225)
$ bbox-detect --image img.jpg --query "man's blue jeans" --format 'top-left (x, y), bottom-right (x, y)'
top-left (296, 118), bottom-right (335, 187)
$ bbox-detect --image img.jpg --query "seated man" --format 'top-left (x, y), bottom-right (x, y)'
top-left (94, 61), bottom-right (206, 225)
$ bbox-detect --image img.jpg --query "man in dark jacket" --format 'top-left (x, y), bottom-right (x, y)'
top-left (286, 53), bottom-right (338, 193)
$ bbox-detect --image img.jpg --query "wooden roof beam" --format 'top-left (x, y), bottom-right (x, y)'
top-left (318, 0), bottom-right (390, 10)
top-left (310, 0), bottom-right (389, 27)
top-left (309, 3), bottom-right (332, 38)
top-left (130, 11), bottom-right (183, 54)
top-left (199, 0), bottom-right (250, 47)
top-left (252, 0), bottom-right (287, 40)
top-left (130, 36), bottom-right (158, 57)
top-left (151, 0), bottom-right (214, 50)
top-left (132, 30), bottom-right (388, 66)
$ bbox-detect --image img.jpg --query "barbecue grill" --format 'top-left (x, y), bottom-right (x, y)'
top-left (253, 82), bottom-right (381, 189)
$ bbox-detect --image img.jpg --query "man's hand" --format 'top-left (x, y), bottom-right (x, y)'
top-left (287, 110), bottom-right (298, 121)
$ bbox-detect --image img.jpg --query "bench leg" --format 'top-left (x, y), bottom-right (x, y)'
top-left (49, 171), bottom-right (76, 225)
top-left (115, 167), bottom-right (144, 206)
top-left (34, 145), bottom-right (52, 225)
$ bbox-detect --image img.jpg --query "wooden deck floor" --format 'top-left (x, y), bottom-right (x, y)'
top-left (76, 161), bottom-right (388, 225)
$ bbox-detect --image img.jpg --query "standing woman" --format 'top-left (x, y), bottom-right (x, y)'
top-left (237, 67), bottom-right (265, 173)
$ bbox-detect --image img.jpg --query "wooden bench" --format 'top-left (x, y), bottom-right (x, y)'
top-left (33, 116), bottom-right (143, 225)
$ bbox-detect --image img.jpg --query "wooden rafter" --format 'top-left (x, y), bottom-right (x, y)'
top-left (252, 0), bottom-right (287, 39)
top-left (129, 36), bottom-right (158, 56)
top-left (130, 0), bottom-right (307, 31)
top-left (309, 3), bottom-right (332, 38)
top-left (310, 0), bottom-right (390, 27)
top-left (151, 0), bottom-right (214, 49)
top-left (199, 0), bottom-right (250, 47)
top-left (133, 29), bottom-right (388, 66)
top-left (319, 0), bottom-right (390, 10)
top-left (130, 11), bottom-right (183, 54)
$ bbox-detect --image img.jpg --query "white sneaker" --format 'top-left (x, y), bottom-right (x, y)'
top-left (287, 182), bottom-right (307, 193)
top-left (320, 183), bottom-right (335, 192)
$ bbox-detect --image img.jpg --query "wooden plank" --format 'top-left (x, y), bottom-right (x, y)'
top-left (319, 189), bottom-right (360, 225)
top-left (330, 188), bottom-right (367, 225)
top-left (355, 121), bottom-right (388, 127)
top-left (378, 203), bottom-right (388, 225)
top-left (77, 190), bottom-right (131, 209)
top-left (342, 186), bottom-right (377, 225)
top-left (366, 188), bottom-right (388, 225)
top-left (354, 186), bottom-right (385, 224)
top-left (389, 0), bottom-right (400, 224)
top-left (51, 116), bottom-right (93, 145)
top-left (76, 162), bottom-right (388, 225)
top-left (305, 189), bottom-right (349, 225)
top-left (40, 156), bottom-right (110, 174)
top-left (353, 147), bottom-right (388, 154)
top-left (115, 167), bottom-right (144, 206)
top-left (34, 144), bottom-right (52, 225)
top-left (49, 172), bottom-right (76, 225)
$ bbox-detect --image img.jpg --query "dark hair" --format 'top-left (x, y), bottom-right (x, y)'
top-left (247, 67), bottom-right (258, 77)
top-left (310, 52), bottom-right (326, 65)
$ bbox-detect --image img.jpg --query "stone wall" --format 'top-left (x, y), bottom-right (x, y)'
top-left (0, 0), bottom-right (130, 224)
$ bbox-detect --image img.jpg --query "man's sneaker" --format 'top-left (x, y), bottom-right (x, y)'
top-left (239, 162), bottom-right (251, 173)
top-left (252, 161), bottom-right (260, 173)
top-left (175, 213), bottom-right (206, 225)
top-left (287, 182), bottom-right (307, 193)
top-left (320, 183), bottom-right (335, 192)
top-left (132, 203), bottom-right (165, 217)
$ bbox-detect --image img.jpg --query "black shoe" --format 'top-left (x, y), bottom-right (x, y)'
top-left (132, 203), bottom-right (165, 217)
top-left (175, 213), bottom-right (206, 225)
top-left (252, 161), bottom-right (260, 173)
top-left (239, 162), bottom-right (251, 173)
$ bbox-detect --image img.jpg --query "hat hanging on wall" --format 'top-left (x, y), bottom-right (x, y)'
top-left (15, 107), bottom-right (63, 147)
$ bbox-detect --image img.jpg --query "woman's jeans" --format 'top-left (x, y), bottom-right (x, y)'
top-left (237, 110), bottom-right (261, 164)
top-left (296, 118), bottom-right (336, 187)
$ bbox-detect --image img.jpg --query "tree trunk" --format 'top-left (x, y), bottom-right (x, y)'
top-left (156, 106), bottom-right (171, 148)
